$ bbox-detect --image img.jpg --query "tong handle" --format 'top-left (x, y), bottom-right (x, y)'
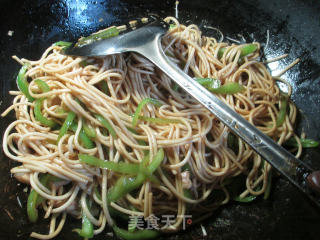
top-left (134, 31), bottom-right (320, 207)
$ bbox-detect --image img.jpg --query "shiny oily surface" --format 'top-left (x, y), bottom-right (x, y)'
top-left (0, 0), bottom-right (320, 239)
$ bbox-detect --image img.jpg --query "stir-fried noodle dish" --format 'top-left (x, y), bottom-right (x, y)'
top-left (2, 17), bottom-right (308, 239)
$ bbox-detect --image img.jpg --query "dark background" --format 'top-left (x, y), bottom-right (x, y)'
top-left (0, 0), bottom-right (320, 239)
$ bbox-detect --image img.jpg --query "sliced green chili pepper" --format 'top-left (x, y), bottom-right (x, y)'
top-left (183, 189), bottom-right (193, 199)
top-left (169, 24), bottom-right (176, 29)
top-left (218, 47), bottom-right (226, 59)
top-left (83, 121), bottom-right (96, 139)
top-left (55, 107), bottom-right (67, 114)
top-left (181, 163), bottom-right (191, 172)
top-left (172, 83), bottom-right (179, 92)
top-left (108, 174), bottom-right (145, 202)
top-left (284, 137), bottom-right (319, 148)
top-left (34, 79), bottom-right (50, 93)
top-left (33, 79), bottom-right (56, 127)
top-left (127, 127), bottom-right (138, 134)
top-left (27, 190), bottom-right (40, 223)
top-left (34, 99), bottom-right (57, 127)
top-left (233, 194), bottom-right (257, 202)
top-left (107, 149), bottom-right (164, 202)
top-left (99, 80), bottom-right (110, 96)
top-left (27, 174), bottom-right (50, 223)
top-left (146, 148), bottom-right (164, 174)
top-left (136, 142), bottom-right (148, 151)
top-left (195, 77), bottom-right (221, 89)
top-left (79, 60), bottom-right (89, 67)
top-left (240, 44), bottom-right (258, 58)
top-left (276, 94), bottom-right (288, 127)
top-left (33, 79), bottom-right (57, 127)
top-left (132, 98), bottom-right (162, 127)
top-left (218, 44), bottom-right (257, 60)
top-left (57, 111), bottom-right (76, 143)
top-left (74, 214), bottom-right (94, 238)
top-left (138, 116), bottom-right (181, 125)
top-left (227, 132), bottom-right (239, 154)
top-left (53, 41), bottom-right (72, 47)
top-left (76, 26), bottom-right (119, 47)
top-left (79, 154), bottom-right (140, 174)
top-left (139, 166), bottom-right (161, 185)
top-left (17, 64), bottom-right (34, 102)
top-left (180, 60), bottom-right (186, 69)
top-left (140, 153), bottom-right (150, 168)
top-left (95, 114), bottom-right (117, 138)
top-left (113, 225), bottom-right (160, 240)
top-left (210, 82), bottom-right (245, 94)
top-left (70, 122), bottom-right (95, 149)
top-left (195, 78), bottom-right (244, 94)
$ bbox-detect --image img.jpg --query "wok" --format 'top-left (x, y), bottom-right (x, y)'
top-left (0, 0), bottom-right (319, 239)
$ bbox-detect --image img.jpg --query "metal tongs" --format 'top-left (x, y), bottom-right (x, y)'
top-left (64, 15), bottom-right (320, 207)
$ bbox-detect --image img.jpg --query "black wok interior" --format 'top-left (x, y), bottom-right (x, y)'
top-left (0, 0), bottom-right (320, 239)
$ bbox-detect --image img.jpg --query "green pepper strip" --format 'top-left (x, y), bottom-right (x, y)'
top-left (139, 166), bottom-right (161, 185)
top-left (218, 47), bottom-right (226, 59)
top-left (70, 122), bottom-right (95, 149)
top-left (53, 41), bottom-right (72, 47)
top-left (79, 154), bottom-right (140, 175)
top-left (113, 225), bottom-right (160, 240)
top-left (83, 121), bottom-right (96, 139)
top-left (27, 174), bottom-right (51, 223)
top-left (34, 99), bottom-right (57, 127)
top-left (95, 114), bottom-right (117, 138)
top-left (76, 26), bottom-right (119, 47)
top-left (17, 64), bottom-right (34, 102)
top-left (55, 107), bottom-right (67, 114)
top-left (107, 149), bottom-right (164, 202)
top-left (284, 137), bottom-right (319, 148)
top-left (33, 79), bottom-right (57, 127)
top-left (57, 111), bottom-right (76, 143)
top-left (196, 78), bottom-right (244, 94)
top-left (227, 132), bottom-right (239, 154)
top-left (74, 214), bottom-right (94, 238)
top-left (195, 77), bottom-right (220, 88)
top-left (181, 163), bottom-right (191, 172)
top-left (169, 24), bottom-right (176, 29)
top-left (210, 82), bottom-right (245, 94)
top-left (240, 44), bottom-right (258, 58)
top-left (138, 116), bottom-right (181, 125)
top-left (147, 148), bottom-right (164, 173)
top-left (107, 175), bottom-right (144, 202)
top-left (233, 195), bottom-right (257, 202)
top-left (218, 44), bottom-right (257, 59)
top-left (34, 79), bottom-right (50, 93)
top-left (99, 80), bottom-right (110, 95)
top-left (183, 189), bottom-right (193, 199)
top-left (79, 60), bottom-right (89, 67)
top-left (132, 98), bottom-right (162, 127)
top-left (172, 83), bottom-right (179, 92)
top-left (276, 94), bottom-right (288, 127)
